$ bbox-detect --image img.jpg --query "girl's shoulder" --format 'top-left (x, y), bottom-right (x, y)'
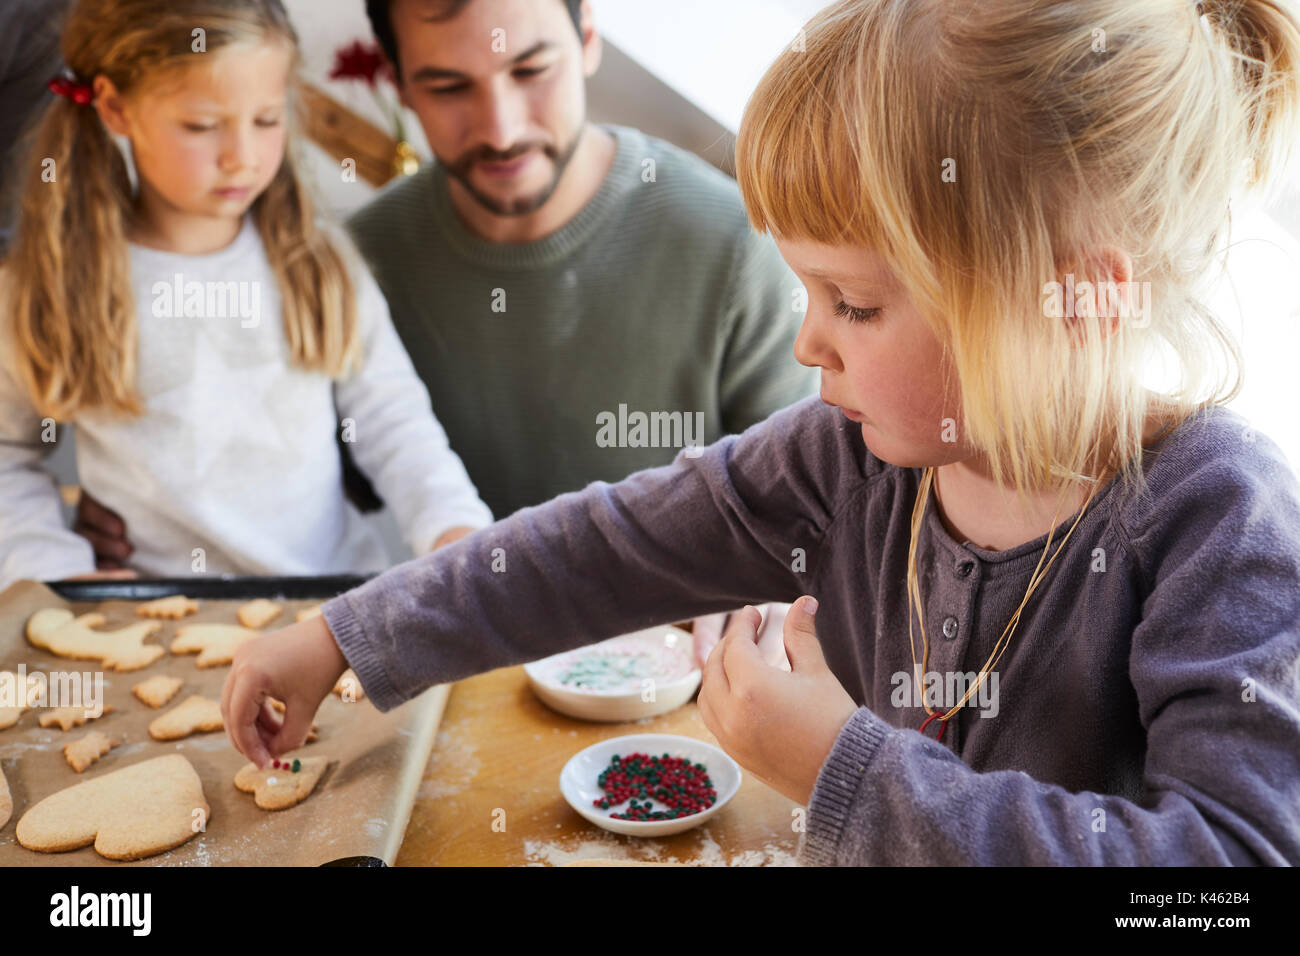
top-left (1114, 403), bottom-right (1299, 563)
top-left (1137, 402), bottom-right (1291, 491)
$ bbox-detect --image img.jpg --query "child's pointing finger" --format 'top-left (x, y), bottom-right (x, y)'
top-left (224, 671), bottom-right (272, 769)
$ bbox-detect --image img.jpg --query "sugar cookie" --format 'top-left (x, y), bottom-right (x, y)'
top-left (0, 669), bottom-right (42, 730)
top-left (148, 696), bottom-right (223, 741)
top-left (170, 623), bottom-right (257, 667)
top-left (132, 674), bottom-right (183, 709)
top-left (135, 595), bottom-right (199, 620)
top-left (16, 754), bottom-right (209, 860)
top-left (39, 704), bottom-right (115, 732)
top-left (234, 756), bottom-right (329, 810)
top-left (64, 730), bottom-right (117, 772)
top-left (237, 598), bottom-right (282, 629)
top-left (26, 609), bottom-right (163, 672)
top-left (0, 762), bottom-right (11, 830)
top-left (332, 669), bottom-right (366, 701)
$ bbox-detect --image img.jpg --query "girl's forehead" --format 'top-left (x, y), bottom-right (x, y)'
top-left (771, 234), bottom-right (898, 287)
top-left (143, 40), bottom-right (293, 105)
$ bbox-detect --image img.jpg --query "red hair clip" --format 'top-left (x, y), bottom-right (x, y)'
top-left (49, 73), bottom-right (94, 106)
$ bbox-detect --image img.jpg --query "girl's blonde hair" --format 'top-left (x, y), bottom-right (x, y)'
top-left (6, 0), bottom-right (361, 419)
top-left (736, 0), bottom-right (1300, 505)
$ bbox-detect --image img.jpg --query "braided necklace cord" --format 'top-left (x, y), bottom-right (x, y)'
top-left (905, 463), bottom-right (1105, 740)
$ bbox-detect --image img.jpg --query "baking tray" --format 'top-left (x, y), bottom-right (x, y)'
top-left (46, 574), bottom-right (373, 603)
top-left (0, 575), bottom-right (445, 867)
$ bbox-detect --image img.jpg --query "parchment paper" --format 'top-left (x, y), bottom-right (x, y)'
top-left (0, 580), bottom-right (448, 866)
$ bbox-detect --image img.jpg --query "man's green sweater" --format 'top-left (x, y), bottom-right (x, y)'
top-left (345, 123), bottom-right (817, 519)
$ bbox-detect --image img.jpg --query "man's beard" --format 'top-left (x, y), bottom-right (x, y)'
top-left (441, 122), bottom-right (587, 217)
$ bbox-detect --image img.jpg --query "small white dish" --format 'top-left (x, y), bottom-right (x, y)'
top-left (524, 625), bottom-right (700, 722)
top-left (560, 733), bottom-right (741, 836)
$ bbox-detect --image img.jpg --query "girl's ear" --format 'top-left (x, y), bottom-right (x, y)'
top-left (1059, 245), bottom-right (1136, 344)
top-left (92, 75), bottom-right (131, 137)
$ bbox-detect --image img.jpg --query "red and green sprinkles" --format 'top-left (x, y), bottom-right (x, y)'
top-left (594, 752), bottom-right (716, 821)
top-left (271, 758), bottom-right (300, 773)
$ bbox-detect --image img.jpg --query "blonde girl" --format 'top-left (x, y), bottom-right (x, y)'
top-left (223, 0), bottom-right (1300, 864)
top-left (0, 0), bottom-right (491, 586)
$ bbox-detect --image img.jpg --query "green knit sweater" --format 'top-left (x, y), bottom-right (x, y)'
top-left (345, 123), bottom-right (817, 519)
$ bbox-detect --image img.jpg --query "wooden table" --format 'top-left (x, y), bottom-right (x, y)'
top-left (395, 664), bottom-right (804, 866)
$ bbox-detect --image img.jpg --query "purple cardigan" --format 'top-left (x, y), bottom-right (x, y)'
top-left (323, 396), bottom-right (1300, 865)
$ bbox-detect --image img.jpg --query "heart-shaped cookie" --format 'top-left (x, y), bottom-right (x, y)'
top-left (234, 756), bottom-right (330, 810)
top-left (26, 609), bottom-right (163, 671)
top-left (170, 624), bottom-right (258, 668)
top-left (16, 754), bottom-right (209, 860)
top-left (0, 761), bottom-right (11, 830)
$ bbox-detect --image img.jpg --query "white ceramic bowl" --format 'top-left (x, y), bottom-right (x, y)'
top-left (523, 625), bottom-right (700, 722)
top-left (560, 733), bottom-right (742, 836)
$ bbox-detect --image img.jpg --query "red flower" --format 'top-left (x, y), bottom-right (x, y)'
top-left (329, 39), bottom-right (392, 89)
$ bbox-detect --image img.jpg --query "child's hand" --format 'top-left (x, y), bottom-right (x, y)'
top-left (696, 597), bottom-right (858, 806)
top-left (221, 614), bottom-right (348, 769)
top-left (690, 603), bottom-right (792, 670)
top-left (73, 490), bottom-right (134, 569)
top-left (430, 525), bottom-right (478, 550)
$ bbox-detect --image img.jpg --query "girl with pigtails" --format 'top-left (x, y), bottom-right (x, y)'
top-left (0, 0), bottom-right (492, 586)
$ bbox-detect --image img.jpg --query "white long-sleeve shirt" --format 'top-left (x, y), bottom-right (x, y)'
top-left (0, 214), bottom-right (493, 587)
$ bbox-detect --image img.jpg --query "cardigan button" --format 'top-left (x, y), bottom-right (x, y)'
top-left (942, 616), bottom-right (959, 640)
top-left (957, 560), bottom-right (974, 577)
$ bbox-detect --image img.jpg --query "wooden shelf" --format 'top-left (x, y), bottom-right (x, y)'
top-left (297, 82), bottom-right (405, 188)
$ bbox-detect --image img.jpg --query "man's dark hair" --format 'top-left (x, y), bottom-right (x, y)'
top-left (366, 0), bottom-right (584, 81)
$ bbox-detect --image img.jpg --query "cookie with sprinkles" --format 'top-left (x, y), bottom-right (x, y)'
top-left (234, 756), bottom-right (330, 810)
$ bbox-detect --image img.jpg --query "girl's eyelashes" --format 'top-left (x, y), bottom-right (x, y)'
top-left (833, 300), bottom-right (881, 324)
top-left (182, 118), bottom-right (282, 132)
